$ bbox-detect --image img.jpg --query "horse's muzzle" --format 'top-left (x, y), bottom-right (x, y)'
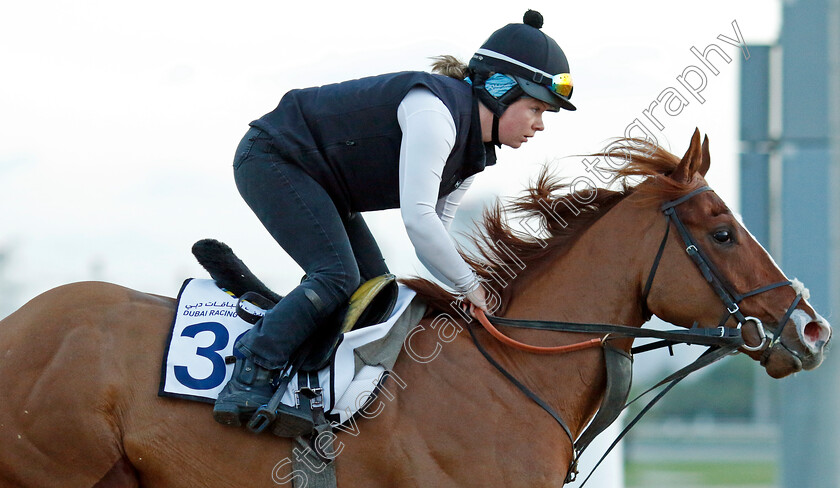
top-left (758, 311), bottom-right (831, 376)
top-left (795, 311), bottom-right (832, 359)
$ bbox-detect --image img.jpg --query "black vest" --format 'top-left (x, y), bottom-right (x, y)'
top-left (250, 71), bottom-right (495, 212)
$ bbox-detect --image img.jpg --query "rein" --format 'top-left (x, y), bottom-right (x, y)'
top-left (468, 184), bottom-right (804, 485)
top-left (474, 310), bottom-right (744, 351)
top-left (473, 310), bottom-right (604, 354)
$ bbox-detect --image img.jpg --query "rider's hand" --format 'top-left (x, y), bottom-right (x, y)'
top-left (464, 282), bottom-right (488, 317)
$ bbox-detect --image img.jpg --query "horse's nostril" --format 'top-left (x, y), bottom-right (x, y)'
top-left (804, 321), bottom-right (825, 344)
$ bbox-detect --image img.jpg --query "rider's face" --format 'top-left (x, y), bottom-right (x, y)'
top-left (497, 97), bottom-right (551, 148)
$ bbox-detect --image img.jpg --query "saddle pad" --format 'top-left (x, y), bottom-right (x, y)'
top-left (159, 278), bottom-right (420, 423)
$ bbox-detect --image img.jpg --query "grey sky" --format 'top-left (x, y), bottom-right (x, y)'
top-left (1, 1), bottom-right (781, 316)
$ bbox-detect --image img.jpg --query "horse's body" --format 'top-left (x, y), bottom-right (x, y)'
top-left (0, 282), bottom-right (581, 487)
top-left (0, 131), bottom-right (831, 487)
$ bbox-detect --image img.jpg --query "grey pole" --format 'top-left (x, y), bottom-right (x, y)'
top-left (739, 44), bottom-right (777, 426)
top-left (777, 0), bottom-right (839, 486)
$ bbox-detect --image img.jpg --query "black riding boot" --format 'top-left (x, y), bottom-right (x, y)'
top-left (212, 356), bottom-right (275, 427)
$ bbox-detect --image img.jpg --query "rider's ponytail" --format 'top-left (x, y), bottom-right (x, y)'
top-left (430, 55), bottom-right (468, 80)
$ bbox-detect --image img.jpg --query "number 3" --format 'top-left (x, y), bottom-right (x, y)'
top-left (173, 322), bottom-right (230, 390)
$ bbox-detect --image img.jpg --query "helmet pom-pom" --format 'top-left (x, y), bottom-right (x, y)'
top-left (523, 10), bottom-right (544, 29)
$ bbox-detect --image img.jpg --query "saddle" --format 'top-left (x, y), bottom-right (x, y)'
top-left (235, 273), bottom-right (401, 440)
top-left (191, 238), bottom-right (400, 372)
top-left (192, 238), bottom-right (403, 441)
top-left (237, 273), bottom-right (399, 371)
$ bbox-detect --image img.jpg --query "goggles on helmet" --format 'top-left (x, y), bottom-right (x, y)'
top-left (551, 73), bottom-right (573, 98)
top-left (473, 48), bottom-right (573, 100)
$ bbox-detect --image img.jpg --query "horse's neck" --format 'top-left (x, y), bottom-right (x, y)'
top-left (481, 199), bottom-right (659, 438)
top-left (507, 198), bottom-right (657, 326)
top-left (361, 200), bottom-right (663, 485)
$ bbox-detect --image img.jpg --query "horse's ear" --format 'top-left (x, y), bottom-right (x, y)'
top-left (699, 134), bottom-right (711, 176)
top-left (670, 128), bottom-right (703, 183)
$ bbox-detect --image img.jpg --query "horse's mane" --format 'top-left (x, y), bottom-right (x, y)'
top-left (401, 138), bottom-right (694, 312)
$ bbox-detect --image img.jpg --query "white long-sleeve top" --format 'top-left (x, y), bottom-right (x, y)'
top-left (397, 87), bottom-right (479, 294)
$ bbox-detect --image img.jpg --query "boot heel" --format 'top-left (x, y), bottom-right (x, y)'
top-left (212, 404), bottom-right (244, 427)
top-left (212, 356), bottom-right (276, 428)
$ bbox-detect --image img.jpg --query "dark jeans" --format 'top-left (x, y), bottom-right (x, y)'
top-left (232, 127), bottom-right (389, 370)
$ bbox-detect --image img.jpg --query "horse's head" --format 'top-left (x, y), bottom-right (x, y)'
top-left (641, 129), bottom-right (831, 378)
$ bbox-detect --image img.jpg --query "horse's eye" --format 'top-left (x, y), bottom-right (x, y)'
top-left (713, 229), bottom-right (732, 243)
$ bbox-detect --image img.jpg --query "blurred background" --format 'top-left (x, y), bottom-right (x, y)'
top-left (0, 1), bottom-right (778, 312)
top-left (2, 1), bottom-right (837, 486)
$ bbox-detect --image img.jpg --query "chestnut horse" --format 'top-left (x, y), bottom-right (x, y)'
top-left (0, 130), bottom-right (831, 487)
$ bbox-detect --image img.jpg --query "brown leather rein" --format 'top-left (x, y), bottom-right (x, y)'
top-left (474, 308), bottom-right (604, 354)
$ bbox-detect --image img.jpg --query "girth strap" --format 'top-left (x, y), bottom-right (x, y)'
top-left (292, 372), bottom-right (337, 488)
top-left (291, 436), bottom-right (337, 488)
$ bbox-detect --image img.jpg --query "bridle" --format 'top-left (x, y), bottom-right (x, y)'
top-left (468, 184), bottom-right (806, 485)
top-left (641, 185), bottom-right (802, 354)
top-left (474, 184), bottom-right (804, 358)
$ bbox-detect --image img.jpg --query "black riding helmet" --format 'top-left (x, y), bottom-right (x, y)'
top-left (469, 10), bottom-right (575, 117)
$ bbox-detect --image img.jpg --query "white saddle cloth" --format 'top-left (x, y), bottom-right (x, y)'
top-left (159, 279), bottom-right (419, 424)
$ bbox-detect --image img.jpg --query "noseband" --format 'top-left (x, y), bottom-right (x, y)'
top-left (641, 185), bottom-right (802, 353)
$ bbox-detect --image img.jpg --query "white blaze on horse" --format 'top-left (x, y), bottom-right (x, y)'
top-left (0, 129), bottom-right (830, 487)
